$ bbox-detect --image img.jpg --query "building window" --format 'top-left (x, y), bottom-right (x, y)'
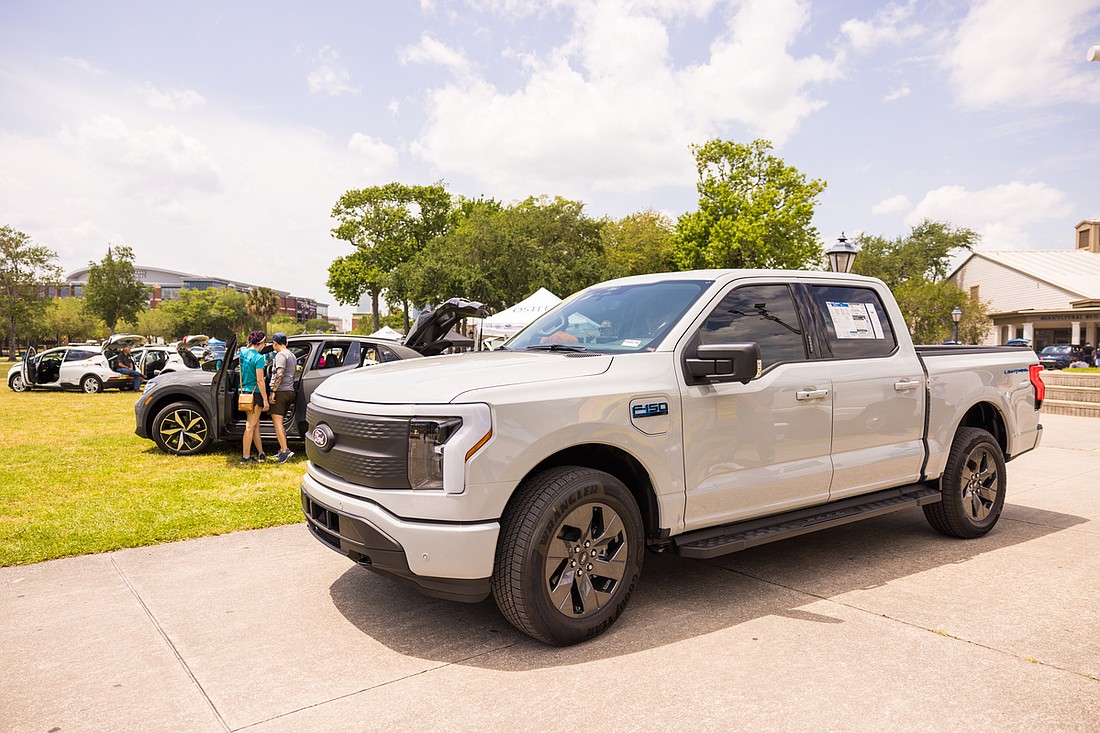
top-left (1079, 229), bottom-right (1090, 249)
top-left (970, 285), bottom-right (980, 302)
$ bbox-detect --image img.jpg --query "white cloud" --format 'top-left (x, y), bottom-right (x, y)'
top-left (137, 83), bottom-right (206, 111)
top-left (62, 57), bottom-right (104, 75)
top-left (907, 182), bottom-right (1072, 248)
top-left (58, 115), bottom-right (222, 202)
top-left (944, 0), bottom-right (1100, 109)
top-left (400, 34), bottom-right (474, 78)
top-left (410, 0), bottom-right (841, 197)
top-left (307, 47), bottom-right (360, 96)
top-left (872, 194), bottom-right (910, 215)
top-left (348, 133), bottom-right (399, 174)
top-left (884, 85), bottom-right (910, 101)
top-left (840, 1), bottom-right (924, 53)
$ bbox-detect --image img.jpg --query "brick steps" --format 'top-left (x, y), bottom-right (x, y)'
top-left (1040, 371), bottom-right (1100, 417)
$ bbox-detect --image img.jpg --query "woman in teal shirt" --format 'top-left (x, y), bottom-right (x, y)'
top-left (240, 330), bottom-right (270, 463)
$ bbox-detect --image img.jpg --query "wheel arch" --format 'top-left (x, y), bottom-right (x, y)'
top-left (956, 400), bottom-right (1008, 457)
top-left (523, 443), bottom-right (663, 541)
top-left (142, 393), bottom-right (208, 437)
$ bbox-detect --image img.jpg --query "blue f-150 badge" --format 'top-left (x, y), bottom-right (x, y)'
top-left (632, 402), bottom-right (669, 418)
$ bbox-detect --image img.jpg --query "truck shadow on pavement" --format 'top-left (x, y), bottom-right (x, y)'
top-left (328, 503), bottom-right (1087, 670)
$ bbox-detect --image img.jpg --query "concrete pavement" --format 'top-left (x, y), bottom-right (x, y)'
top-left (2, 414), bottom-right (1098, 732)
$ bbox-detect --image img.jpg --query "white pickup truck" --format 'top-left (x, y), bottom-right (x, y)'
top-left (301, 270), bottom-right (1044, 645)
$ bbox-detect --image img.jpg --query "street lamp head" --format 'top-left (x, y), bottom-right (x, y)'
top-left (951, 306), bottom-right (963, 323)
top-left (826, 232), bottom-right (859, 274)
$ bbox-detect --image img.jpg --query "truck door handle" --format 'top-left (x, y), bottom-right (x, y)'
top-left (893, 379), bottom-right (920, 392)
top-left (796, 389), bottom-right (829, 400)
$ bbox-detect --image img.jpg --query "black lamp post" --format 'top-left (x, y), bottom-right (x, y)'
top-left (826, 233), bottom-right (859, 273)
top-left (951, 307), bottom-right (962, 344)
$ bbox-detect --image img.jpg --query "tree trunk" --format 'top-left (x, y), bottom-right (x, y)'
top-left (7, 315), bottom-right (16, 360)
top-left (371, 291), bottom-right (381, 332)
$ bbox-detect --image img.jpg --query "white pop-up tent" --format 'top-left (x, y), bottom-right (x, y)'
top-left (481, 287), bottom-right (562, 338)
top-left (368, 326), bottom-right (404, 341)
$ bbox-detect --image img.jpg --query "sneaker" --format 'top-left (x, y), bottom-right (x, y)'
top-left (240, 456), bottom-right (252, 464)
top-left (274, 450), bottom-right (295, 464)
top-left (253, 454), bottom-right (268, 463)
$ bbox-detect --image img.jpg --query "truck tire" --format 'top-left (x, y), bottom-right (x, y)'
top-left (153, 401), bottom-right (212, 455)
top-left (924, 427), bottom-right (1006, 538)
top-left (492, 466), bottom-right (644, 646)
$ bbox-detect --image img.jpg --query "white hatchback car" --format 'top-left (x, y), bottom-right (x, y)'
top-left (8, 334), bottom-right (145, 393)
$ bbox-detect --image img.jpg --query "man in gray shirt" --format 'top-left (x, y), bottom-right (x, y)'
top-left (268, 333), bottom-right (298, 463)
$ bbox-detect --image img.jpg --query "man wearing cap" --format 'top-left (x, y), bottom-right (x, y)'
top-left (268, 333), bottom-right (298, 463)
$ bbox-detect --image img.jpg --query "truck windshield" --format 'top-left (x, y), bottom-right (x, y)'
top-left (507, 279), bottom-right (711, 353)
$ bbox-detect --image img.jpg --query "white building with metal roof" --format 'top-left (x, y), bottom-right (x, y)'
top-left (950, 220), bottom-right (1100, 349)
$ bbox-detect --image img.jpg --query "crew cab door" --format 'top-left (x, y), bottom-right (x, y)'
top-left (805, 282), bottom-right (926, 499)
top-left (679, 282), bottom-right (833, 530)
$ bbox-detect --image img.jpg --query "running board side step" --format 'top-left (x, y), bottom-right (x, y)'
top-left (672, 484), bottom-right (942, 560)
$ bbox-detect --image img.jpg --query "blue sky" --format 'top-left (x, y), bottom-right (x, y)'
top-left (2, 0), bottom-right (1098, 323)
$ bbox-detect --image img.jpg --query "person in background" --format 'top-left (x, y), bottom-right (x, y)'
top-left (113, 344), bottom-right (142, 391)
top-left (240, 331), bottom-right (270, 463)
top-left (267, 332), bottom-right (297, 463)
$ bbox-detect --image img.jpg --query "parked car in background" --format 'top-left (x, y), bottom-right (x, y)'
top-left (136, 334), bottom-right (227, 379)
top-left (8, 334), bottom-right (144, 393)
top-left (1038, 344), bottom-right (1078, 370)
top-left (134, 299), bottom-right (489, 455)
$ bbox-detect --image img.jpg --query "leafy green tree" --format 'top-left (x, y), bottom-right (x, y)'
top-left (159, 288), bottom-right (248, 340)
top-left (601, 209), bottom-right (677, 279)
top-left (267, 314), bottom-right (306, 337)
top-left (328, 182), bottom-right (452, 331)
top-left (303, 318), bottom-right (335, 333)
top-left (43, 297), bottom-right (104, 344)
top-left (126, 307), bottom-right (178, 342)
top-left (406, 196), bottom-right (604, 312)
top-left (83, 245), bottom-right (149, 336)
top-left (245, 286), bottom-right (279, 330)
top-left (852, 220), bottom-right (983, 343)
top-left (673, 138), bottom-right (826, 270)
top-left (0, 226), bottom-right (62, 358)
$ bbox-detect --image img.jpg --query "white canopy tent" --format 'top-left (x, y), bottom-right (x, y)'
top-left (368, 326), bottom-right (404, 341)
top-left (480, 287), bottom-right (562, 339)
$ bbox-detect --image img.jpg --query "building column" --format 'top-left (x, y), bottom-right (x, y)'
top-left (1072, 321), bottom-right (1082, 345)
top-left (1023, 322), bottom-right (1034, 343)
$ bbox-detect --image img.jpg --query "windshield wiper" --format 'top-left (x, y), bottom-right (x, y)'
top-left (525, 343), bottom-right (588, 352)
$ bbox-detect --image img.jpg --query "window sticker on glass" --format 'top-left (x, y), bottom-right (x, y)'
top-left (826, 301), bottom-right (884, 339)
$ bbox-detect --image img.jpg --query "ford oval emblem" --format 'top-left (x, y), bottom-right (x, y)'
top-left (310, 424), bottom-right (335, 452)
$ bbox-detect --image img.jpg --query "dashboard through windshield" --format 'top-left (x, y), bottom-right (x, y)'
top-left (506, 280), bottom-right (710, 354)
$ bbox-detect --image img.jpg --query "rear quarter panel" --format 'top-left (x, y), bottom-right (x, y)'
top-left (918, 346), bottom-right (1041, 477)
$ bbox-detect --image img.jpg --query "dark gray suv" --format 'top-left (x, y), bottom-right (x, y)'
top-left (134, 300), bottom-right (489, 455)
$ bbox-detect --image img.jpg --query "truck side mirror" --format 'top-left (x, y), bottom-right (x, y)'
top-left (684, 343), bottom-right (761, 385)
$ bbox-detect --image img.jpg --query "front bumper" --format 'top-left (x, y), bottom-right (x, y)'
top-left (300, 473), bottom-right (498, 603)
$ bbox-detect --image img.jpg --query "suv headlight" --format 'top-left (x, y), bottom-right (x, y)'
top-left (407, 418), bottom-right (462, 490)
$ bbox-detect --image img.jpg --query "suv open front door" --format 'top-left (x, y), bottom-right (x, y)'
top-left (23, 346), bottom-right (38, 387)
top-left (213, 335), bottom-right (238, 439)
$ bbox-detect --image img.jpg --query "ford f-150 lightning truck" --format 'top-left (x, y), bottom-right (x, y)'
top-left (300, 270), bottom-right (1045, 645)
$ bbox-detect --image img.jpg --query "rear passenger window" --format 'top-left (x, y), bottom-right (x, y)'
top-left (811, 285), bottom-right (897, 359)
top-left (699, 284), bottom-right (807, 370)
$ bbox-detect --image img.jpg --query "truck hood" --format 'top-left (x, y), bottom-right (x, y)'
top-left (314, 350), bottom-right (612, 404)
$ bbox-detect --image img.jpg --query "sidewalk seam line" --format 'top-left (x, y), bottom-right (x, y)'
top-left (109, 553), bottom-right (232, 733)
top-left (232, 642), bottom-right (522, 730)
top-left (724, 565), bottom-right (1098, 682)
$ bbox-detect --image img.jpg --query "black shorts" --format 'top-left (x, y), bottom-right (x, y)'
top-left (270, 390), bottom-right (295, 416)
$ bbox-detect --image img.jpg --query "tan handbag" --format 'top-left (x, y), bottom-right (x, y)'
top-left (237, 391), bottom-right (255, 411)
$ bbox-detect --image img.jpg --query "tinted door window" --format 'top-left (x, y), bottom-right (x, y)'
top-left (65, 348), bottom-right (96, 362)
top-left (811, 285), bottom-right (897, 359)
top-left (700, 284), bottom-right (807, 370)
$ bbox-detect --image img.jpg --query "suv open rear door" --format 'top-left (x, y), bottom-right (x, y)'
top-left (212, 335), bottom-right (238, 438)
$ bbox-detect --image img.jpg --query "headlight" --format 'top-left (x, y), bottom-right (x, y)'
top-left (407, 417), bottom-right (462, 490)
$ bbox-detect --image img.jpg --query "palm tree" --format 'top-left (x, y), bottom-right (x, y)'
top-left (245, 286), bottom-right (279, 332)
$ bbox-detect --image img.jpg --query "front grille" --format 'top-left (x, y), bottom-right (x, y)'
top-left (306, 404), bottom-right (410, 489)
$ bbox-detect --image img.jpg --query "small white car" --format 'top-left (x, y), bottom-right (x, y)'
top-left (134, 335), bottom-right (213, 379)
top-left (8, 334), bottom-right (144, 393)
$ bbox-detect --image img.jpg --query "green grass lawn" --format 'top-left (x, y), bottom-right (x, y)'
top-left (0, 374), bottom-right (305, 566)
